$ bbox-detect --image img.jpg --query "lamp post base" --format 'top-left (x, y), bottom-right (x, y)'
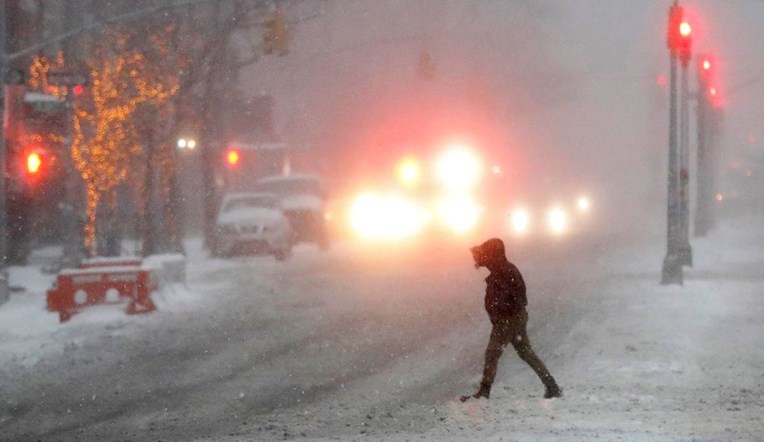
top-left (679, 244), bottom-right (693, 267)
top-left (661, 254), bottom-right (684, 285)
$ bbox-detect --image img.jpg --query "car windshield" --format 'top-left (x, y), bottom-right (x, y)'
top-left (254, 178), bottom-right (322, 197)
top-left (222, 195), bottom-right (279, 212)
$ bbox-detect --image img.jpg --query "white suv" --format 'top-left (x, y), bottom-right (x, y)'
top-left (212, 192), bottom-right (293, 260)
top-left (254, 174), bottom-right (330, 249)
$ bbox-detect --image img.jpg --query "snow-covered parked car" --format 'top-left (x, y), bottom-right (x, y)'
top-left (212, 192), bottom-right (293, 260)
top-left (253, 174), bottom-right (330, 249)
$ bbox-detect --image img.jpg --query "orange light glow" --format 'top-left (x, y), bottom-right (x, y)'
top-left (702, 60), bottom-right (711, 70)
top-left (227, 150), bottom-right (240, 166)
top-left (27, 152), bottom-right (42, 174)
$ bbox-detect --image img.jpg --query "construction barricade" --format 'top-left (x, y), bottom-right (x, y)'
top-left (47, 262), bottom-right (158, 323)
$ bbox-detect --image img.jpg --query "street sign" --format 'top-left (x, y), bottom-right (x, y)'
top-left (24, 92), bottom-right (66, 113)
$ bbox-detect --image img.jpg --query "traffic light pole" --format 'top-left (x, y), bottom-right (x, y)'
top-left (0, 3), bottom-right (9, 303)
top-left (662, 49), bottom-right (683, 285)
top-left (678, 59), bottom-right (693, 266)
top-left (694, 64), bottom-right (710, 237)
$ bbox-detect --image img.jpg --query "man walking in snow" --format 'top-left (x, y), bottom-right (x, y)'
top-left (461, 238), bottom-right (562, 401)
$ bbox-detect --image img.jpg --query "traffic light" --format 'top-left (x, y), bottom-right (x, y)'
top-left (677, 21), bottom-right (692, 65)
top-left (27, 152), bottom-right (42, 174)
top-left (666, 5), bottom-right (683, 51)
top-left (697, 53), bottom-right (722, 108)
top-left (17, 146), bottom-right (56, 190)
top-left (263, 9), bottom-right (288, 56)
top-left (667, 6), bottom-right (692, 66)
top-left (226, 149), bottom-right (240, 168)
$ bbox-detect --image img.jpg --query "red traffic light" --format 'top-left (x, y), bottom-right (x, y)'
top-left (666, 5), bottom-right (683, 50)
top-left (677, 21), bottom-right (692, 65)
top-left (666, 6), bottom-right (692, 65)
top-left (27, 152), bottom-right (42, 174)
top-left (708, 86), bottom-right (723, 107)
top-left (698, 54), bottom-right (717, 81)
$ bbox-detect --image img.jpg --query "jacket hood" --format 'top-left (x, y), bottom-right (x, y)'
top-left (470, 238), bottom-right (507, 271)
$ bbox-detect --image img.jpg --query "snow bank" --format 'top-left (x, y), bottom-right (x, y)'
top-left (0, 248), bottom-right (199, 369)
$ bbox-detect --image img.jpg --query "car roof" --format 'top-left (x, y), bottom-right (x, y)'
top-left (256, 173), bottom-right (322, 184)
top-left (221, 192), bottom-right (279, 202)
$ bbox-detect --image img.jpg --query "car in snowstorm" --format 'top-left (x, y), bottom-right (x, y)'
top-left (501, 192), bottom-right (594, 240)
top-left (343, 143), bottom-right (596, 244)
top-left (253, 174), bottom-right (331, 249)
top-left (212, 192), bottom-right (293, 260)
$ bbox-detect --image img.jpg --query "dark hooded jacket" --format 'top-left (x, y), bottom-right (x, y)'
top-left (472, 238), bottom-right (527, 324)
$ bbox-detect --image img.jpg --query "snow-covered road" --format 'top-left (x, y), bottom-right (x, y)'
top-left (0, 213), bottom-right (762, 441)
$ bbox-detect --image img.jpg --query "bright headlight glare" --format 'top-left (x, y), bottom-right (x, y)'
top-left (437, 195), bottom-right (481, 235)
top-left (435, 145), bottom-right (482, 190)
top-left (547, 206), bottom-right (567, 235)
top-left (349, 192), bottom-right (429, 241)
top-left (510, 208), bottom-right (530, 234)
top-left (577, 196), bottom-right (590, 212)
top-left (397, 157), bottom-right (420, 186)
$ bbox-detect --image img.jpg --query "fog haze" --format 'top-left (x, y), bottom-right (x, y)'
top-left (244, 0), bottom-right (763, 231)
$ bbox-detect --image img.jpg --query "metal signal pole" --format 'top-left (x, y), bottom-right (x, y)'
top-left (0, 2), bottom-right (8, 303)
top-left (694, 64), bottom-right (712, 237)
top-left (678, 53), bottom-right (693, 267)
top-left (661, 2), bottom-right (684, 285)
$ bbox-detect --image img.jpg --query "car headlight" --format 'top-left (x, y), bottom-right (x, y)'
top-left (547, 206), bottom-right (567, 235)
top-left (349, 192), bottom-right (429, 241)
top-left (436, 195), bottom-right (481, 235)
top-left (510, 208), bottom-right (530, 235)
top-left (576, 196), bottom-right (591, 213)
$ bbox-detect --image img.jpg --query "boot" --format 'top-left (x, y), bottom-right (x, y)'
top-left (543, 381), bottom-right (562, 399)
top-left (460, 382), bottom-right (491, 402)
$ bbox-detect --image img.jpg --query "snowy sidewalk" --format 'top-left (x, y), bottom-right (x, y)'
top-left (0, 245), bottom-right (206, 370)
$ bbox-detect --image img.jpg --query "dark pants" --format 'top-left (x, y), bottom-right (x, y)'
top-left (481, 308), bottom-right (556, 391)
